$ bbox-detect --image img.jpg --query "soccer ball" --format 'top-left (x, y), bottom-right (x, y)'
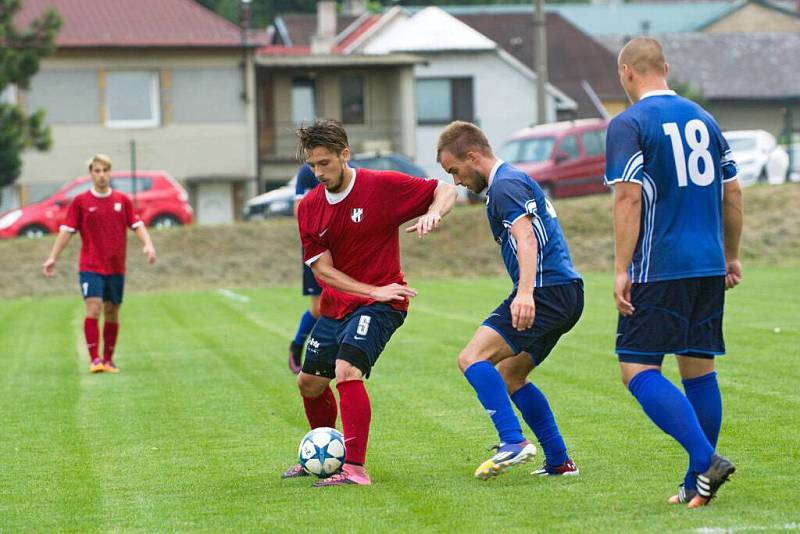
top-left (298, 427), bottom-right (346, 478)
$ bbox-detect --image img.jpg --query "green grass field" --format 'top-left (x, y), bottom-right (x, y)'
top-left (1, 267), bottom-right (798, 532)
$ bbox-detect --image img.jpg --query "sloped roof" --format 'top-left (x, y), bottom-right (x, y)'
top-left (362, 7), bottom-right (496, 54)
top-left (272, 13), bottom-right (359, 47)
top-left (602, 33), bottom-right (800, 100)
top-left (15, 0), bottom-right (247, 48)
top-left (416, 2), bottom-right (737, 36)
top-left (454, 11), bottom-right (626, 116)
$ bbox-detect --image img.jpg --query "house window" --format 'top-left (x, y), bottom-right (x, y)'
top-left (341, 74), bottom-right (364, 124)
top-left (416, 78), bottom-right (473, 125)
top-left (106, 71), bottom-right (160, 129)
top-left (291, 77), bottom-right (316, 126)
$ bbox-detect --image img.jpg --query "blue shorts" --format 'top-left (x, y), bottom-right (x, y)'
top-left (483, 280), bottom-right (583, 366)
top-left (616, 276), bottom-right (725, 364)
top-left (302, 263), bottom-right (322, 296)
top-left (79, 272), bottom-right (125, 305)
top-left (302, 303), bottom-right (406, 379)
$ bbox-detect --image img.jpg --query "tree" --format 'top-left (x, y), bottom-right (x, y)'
top-left (0, 0), bottom-right (61, 200)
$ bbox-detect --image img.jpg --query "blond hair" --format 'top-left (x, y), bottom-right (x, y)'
top-left (618, 37), bottom-right (667, 76)
top-left (87, 154), bottom-right (112, 171)
top-left (436, 121), bottom-right (492, 163)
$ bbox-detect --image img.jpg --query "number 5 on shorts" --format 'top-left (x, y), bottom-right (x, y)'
top-left (357, 315), bottom-right (371, 336)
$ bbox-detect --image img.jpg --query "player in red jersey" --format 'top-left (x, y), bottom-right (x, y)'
top-left (280, 119), bottom-right (457, 486)
top-left (42, 154), bottom-right (157, 373)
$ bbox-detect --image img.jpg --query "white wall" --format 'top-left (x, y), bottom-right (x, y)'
top-left (414, 51), bottom-right (556, 181)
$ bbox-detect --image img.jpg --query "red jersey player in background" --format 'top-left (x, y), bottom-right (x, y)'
top-left (42, 154), bottom-right (157, 373)
top-left (281, 119), bottom-right (458, 486)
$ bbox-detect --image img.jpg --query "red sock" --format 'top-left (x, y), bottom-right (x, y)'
top-left (337, 380), bottom-right (371, 466)
top-left (302, 385), bottom-right (338, 429)
top-left (103, 321), bottom-right (119, 362)
top-left (84, 317), bottom-right (99, 361)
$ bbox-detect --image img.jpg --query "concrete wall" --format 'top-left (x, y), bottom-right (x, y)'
top-left (18, 49), bottom-right (257, 203)
top-left (413, 51), bottom-right (556, 181)
top-left (708, 100), bottom-right (800, 139)
top-left (705, 3), bottom-right (800, 32)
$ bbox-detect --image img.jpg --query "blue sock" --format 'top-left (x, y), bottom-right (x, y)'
top-left (511, 383), bottom-right (568, 467)
top-left (292, 310), bottom-right (317, 346)
top-left (464, 360), bottom-right (524, 444)
top-left (627, 369), bottom-right (713, 477)
top-left (681, 371), bottom-right (722, 490)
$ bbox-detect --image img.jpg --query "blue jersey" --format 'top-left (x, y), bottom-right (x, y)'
top-left (605, 90), bottom-right (738, 284)
top-left (294, 164), bottom-right (320, 199)
top-left (486, 161), bottom-right (581, 288)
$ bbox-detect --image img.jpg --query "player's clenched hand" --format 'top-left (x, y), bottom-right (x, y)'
top-left (370, 283), bottom-right (417, 302)
top-left (614, 271), bottom-right (634, 316)
top-left (510, 293), bottom-right (535, 331)
top-left (725, 259), bottom-right (742, 290)
top-left (42, 258), bottom-right (56, 277)
top-left (404, 211), bottom-right (441, 238)
top-left (143, 244), bottom-right (156, 265)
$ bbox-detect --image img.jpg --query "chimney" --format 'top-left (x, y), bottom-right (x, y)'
top-left (311, 1), bottom-right (337, 55)
top-left (343, 0), bottom-right (368, 16)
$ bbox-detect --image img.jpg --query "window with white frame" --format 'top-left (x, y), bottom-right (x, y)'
top-left (416, 77), bottom-right (474, 125)
top-left (106, 71), bottom-right (160, 128)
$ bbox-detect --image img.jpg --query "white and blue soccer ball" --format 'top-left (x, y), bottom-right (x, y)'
top-left (298, 427), bottom-right (346, 478)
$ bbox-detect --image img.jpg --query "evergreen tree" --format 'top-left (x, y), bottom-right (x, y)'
top-left (0, 0), bottom-right (61, 198)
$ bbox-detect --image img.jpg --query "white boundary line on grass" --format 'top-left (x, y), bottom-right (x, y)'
top-left (216, 288), bottom-right (251, 303)
top-left (696, 523), bottom-right (799, 533)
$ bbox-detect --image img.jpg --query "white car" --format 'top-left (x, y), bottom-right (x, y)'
top-left (723, 130), bottom-right (789, 186)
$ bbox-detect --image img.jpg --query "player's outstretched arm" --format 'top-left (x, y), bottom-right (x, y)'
top-left (722, 179), bottom-right (743, 289)
top-left (613, 182), bottom-right (642, 316)
top-left (42, 230), bottom-right (74, 277)
top-left (405, 181), bottom-right (458, 238)
top-left (134, 225), bottom-right (157, 265)
top-left (310, 251), bottom-right (417, 302)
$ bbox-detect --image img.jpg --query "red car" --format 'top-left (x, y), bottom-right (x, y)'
top-left (498, 118), bottom-right (609, 198)
top-left (0, 171), bottom-right (193, 239)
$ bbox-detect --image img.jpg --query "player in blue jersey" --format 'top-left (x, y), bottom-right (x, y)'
top-left (288, 164), bottom-right (322, 374)
top-left (437, 121), bottom-right (584, 480)
top-left (606, 37), bottom-right (743, 508)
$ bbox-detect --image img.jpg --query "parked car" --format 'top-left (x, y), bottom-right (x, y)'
top-left (498, 118), bottom-right (609, 198)
top-left (723, 130), bottom-right (789, 186)
top-left (243, 152), bottom-right (427, 220)
top-left (0, 171), bottom-right (193, 239)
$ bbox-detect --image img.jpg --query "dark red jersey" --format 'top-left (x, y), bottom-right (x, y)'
top-left (297, 168), bottom-right (437, 319)
top-left (61, 189), bottom-right (142, 275)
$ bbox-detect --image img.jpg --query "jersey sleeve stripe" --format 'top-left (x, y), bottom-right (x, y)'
top-left (131, 221), bottom-right (144, 229)
top-left (304, 252), bottom-right (325, 267)
top-left (59, 224), bottom-right (76, 233)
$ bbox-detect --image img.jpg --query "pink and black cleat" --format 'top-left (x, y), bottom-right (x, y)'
top-left (313, 464), bottom-right (371, 487)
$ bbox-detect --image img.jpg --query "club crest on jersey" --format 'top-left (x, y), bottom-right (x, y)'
top-left (351, 208), bottom-right (364, 223)
top-left (114, 202), bottom-right (122, 212)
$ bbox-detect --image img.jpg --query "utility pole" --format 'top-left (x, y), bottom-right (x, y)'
top-left (533, 0), bottom-right (549, 125)
top-left (130, 139), bottom-right (138, 211)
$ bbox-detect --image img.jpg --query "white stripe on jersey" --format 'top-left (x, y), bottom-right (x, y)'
top-left (639, 173), bottom-right (658, 283)
top-left (619, 151), bottom-right (643, 183)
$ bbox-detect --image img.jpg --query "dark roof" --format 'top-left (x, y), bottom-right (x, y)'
top-left (455, 12), bottom-right (627, 117)
top-left (272, 14), bottom-right (359, 46)
top-left (15, 0), bottom-right (247, 48)
top-left (600, 33), bottom-right (800, 100)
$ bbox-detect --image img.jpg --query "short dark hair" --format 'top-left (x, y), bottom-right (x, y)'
top-left (436, 121), bottom-right (492, 162)
top-left (296, 119), bottom-right (349, 159)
